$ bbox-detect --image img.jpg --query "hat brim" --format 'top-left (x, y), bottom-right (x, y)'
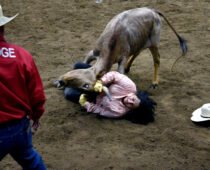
top-left (0, 13), bottom-right (18, 27)
top-left (191, 108), bottom-right (210, 122)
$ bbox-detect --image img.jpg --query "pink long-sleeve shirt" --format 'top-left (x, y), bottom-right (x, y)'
top-left (84, 71), bottom-right (137, 118)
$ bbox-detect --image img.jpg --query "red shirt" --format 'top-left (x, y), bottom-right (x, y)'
top-left (0, 35), bottom-right (46, 123)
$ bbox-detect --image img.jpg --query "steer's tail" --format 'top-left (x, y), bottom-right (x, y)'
top-left (155, 10), bottom-right (188, 71)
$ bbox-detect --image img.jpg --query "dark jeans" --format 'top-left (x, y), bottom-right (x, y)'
top-left (0, 118), bottom-right (46, 170)
top-left (64, 62), bottom-right (91, 103)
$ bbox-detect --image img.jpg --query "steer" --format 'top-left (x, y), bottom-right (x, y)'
top-left (57, 7), bottom-right (187, 91)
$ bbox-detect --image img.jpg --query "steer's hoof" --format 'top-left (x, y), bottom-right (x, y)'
top-left (150, 84), bottom-right (158, 89)
top-left (53, 80), bottom-right (64, 90)
top-left (53, 80), bottom-right (59, 87)
top-left (124, 68), bottom-right (130, 73)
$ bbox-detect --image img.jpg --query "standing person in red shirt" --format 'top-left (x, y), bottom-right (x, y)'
top-left (0, 5), bottom-right (46, 169)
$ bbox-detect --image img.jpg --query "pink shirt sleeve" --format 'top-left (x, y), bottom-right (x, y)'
top-left (84, 101), bottom-right (101, 114)
top-left (83, 71), bottom-right (137, 118)
top-left (101, 71), bottom-right (137, 96)
top-left (84, 101), bottom-right (127, 118)
top-left (100, 71), bottom-right (119, 85)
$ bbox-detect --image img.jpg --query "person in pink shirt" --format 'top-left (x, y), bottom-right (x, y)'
top-left (54, 62), bottom-right (156, 124)
top-left (79, 70), bottom-right (156, 124)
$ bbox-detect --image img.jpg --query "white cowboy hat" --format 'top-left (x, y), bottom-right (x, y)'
top-left (191, 103), bottom-right (210, 122)
top-left (0, 5), bottom-right (18, 27)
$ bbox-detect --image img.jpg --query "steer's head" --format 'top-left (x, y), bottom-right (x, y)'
top-left (57, 67), bottom-right (97, 92)
top-left (55, 67), bottom-right (112, 101)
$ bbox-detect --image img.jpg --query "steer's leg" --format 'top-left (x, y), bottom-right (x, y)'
top-left (117, 56), bottom-right (127, 74)
top-left (149, 46), bottom-right (160, 89)
top-left (124, 53), bottom-right (139, 73)
top-left (84, 50), bottom-right (99, 64)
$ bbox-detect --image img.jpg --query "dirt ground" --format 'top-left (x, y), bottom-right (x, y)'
top-left (1, 0), bottom-right (210, 169)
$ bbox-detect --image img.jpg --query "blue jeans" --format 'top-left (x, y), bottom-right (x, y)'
top-left (0, 118), bottom-right (46, 170)
top-left (64, 62), bottom-right (91, 102)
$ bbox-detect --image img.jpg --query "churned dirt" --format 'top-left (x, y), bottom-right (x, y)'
top-left (1, 0), bottom-right (210, 169)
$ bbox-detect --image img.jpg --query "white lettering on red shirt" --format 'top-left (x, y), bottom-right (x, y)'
top-left (0, 47), bottom-right (16, 58)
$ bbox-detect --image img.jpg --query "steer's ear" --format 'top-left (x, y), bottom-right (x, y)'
top-left (63, 76), bottom-right (72, 81)
top-left (68, 77), bottom-right (78, 83)
top-left (96, 70), bottom-right (106, 79)
top-left (62, 76), bottom-right (75, 84)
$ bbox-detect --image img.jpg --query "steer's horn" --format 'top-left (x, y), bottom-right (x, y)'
top-left (102, 86), bottom-right (112, 101)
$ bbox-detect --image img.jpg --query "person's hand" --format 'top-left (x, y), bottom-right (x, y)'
top-left (32, 120), bottom-right (40, 131)
top-left (94, 80), bottom-right (103, 93)
top-left (79, 94), bottom-right (88, 106)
